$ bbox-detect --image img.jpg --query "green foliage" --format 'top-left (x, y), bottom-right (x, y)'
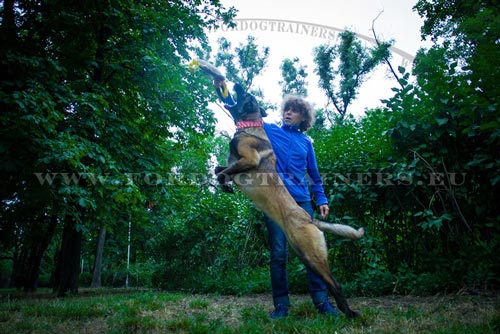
top-left (279, 57), bottom-right (309, 97)
top-left (0, 0), bottom-right (235, 292)
top-left (149, 189), bottom-right (269, 294)
top-left (214, 35), bottom-right (270, 92)
top-left (414, 0), bottom-right (500, 121)
top-left (213, 35), bottom-right (274, 111)
top-left (311, 41), bottom-right (499, 291)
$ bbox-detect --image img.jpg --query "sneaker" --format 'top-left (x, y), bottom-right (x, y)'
top-left (316, 301), bottom-right (341, 315)
top-left (270, 304), bottom-right (289, 319)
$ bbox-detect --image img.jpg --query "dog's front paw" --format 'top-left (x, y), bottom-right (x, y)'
top-left (216, 172), bottom-right (232, 184)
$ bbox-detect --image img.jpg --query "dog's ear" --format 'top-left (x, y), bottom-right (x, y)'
top-left (260, 107), bottom-right (267, 117)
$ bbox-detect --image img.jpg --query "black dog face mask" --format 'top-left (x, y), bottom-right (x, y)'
top-left (224, 83), bottom-right (267, 122)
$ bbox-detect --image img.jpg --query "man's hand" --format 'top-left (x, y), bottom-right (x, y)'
top-left (319, 204), bottom-right (330, 219)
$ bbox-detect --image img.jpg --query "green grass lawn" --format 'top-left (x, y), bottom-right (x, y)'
top-left (0, 289), bottom-right (498, 333)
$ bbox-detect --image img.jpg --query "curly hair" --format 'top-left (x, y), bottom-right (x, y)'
top-left (280, 95), bottom-right (315, 132)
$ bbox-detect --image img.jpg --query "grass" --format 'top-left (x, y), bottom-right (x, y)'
top-left (0, 289), bottom-right (498, 334)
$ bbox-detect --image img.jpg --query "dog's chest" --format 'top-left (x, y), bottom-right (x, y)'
top-left (229, 130), bottom-right (274, 167)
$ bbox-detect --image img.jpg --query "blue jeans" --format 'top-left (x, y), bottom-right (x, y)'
top-left (264, 201), bottom-right (329, 307)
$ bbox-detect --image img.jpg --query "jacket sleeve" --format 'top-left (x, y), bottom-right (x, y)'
top-left (306, 140), bottom-right (328, 206)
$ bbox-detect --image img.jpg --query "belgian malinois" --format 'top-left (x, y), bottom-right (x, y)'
top-left (215, 84), bottom-right (364, 317)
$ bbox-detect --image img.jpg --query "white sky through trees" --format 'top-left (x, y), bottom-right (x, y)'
top-left (206, 0), bottom-right (429, 132)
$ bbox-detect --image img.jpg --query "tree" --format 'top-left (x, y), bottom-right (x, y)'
top-left (313, 30), bottom-right (392, 122)
top-left (0, 0), bottom-right (235, 294)
top-left (304, 1), bottom-right (500, 293)
top-left (90, 227), bottom-right (106, 288)
top-left (279, 57), bottom-right (308, 97)
top-left (214, 35), bottom-right (269, 94)
top-left (360, 0), bottom-right (500, 289)
top-left (414, 0), bottom-right (500, 100)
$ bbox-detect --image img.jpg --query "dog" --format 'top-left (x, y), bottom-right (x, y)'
top-left (215, 83), bottom-right (364, 317)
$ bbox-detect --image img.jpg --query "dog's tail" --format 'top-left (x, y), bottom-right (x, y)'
top-left (312, 219), bottom-right (365, 240)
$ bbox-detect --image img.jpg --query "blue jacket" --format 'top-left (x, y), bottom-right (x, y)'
top-left (263, 123), bottom-right (328, 206)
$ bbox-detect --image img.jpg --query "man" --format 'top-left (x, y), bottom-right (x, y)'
top-left (263, 95), bottom-right (340, 318)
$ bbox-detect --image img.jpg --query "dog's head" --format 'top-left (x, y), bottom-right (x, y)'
top-left (225, 83), bottom-right (267, 122)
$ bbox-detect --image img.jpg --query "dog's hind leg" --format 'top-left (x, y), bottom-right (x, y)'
top-left (324, 274), bottom-right (360, 318)
top-left (285, 221), bottom-right (360, 318)
top-left (301, 256), bottom-right (360, 317)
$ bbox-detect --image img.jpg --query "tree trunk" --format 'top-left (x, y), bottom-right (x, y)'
top-left (90, 227), bottom-right (106, 288)
top-left (53, 217), bottom-right (82, 297)
top-left (23, 215), bottom-right (58, 292)
top-left (1, 0), bottom-right (16, 43)
top-left (9, 215), bottom-right (58, 291)
top-left (9, 247), bottom-right (27, 289)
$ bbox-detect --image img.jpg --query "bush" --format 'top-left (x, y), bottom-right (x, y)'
top-left (287, 258), bottom-right (309, 294)
top-left (152, 264), bottom-right (271, 295)
top-left (36, 273), bottom-right (52, 288)
top-left (78, 272), bottom-right (92, 287)
top-left (102, 268), bottom-right (127, 287)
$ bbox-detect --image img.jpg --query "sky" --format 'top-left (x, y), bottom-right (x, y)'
top-left (205, 0), bottom-right (429, 132)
